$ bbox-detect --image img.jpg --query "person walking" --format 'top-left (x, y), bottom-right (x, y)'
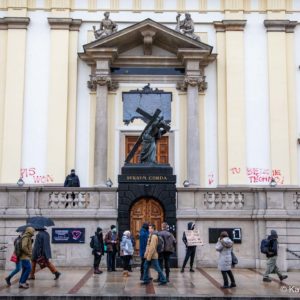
top-left (28, 228), bottom-right (61, 280)
top-left (142, 224), bottom-right (167, 285)
top-left (181, 222), bottom-right (197, 272)
top-left (215, 231), bottom-right (236, 289)
top-left (155, 222), bottom-right (176, 282)
top-left (90, 227), bottom-right (105, 274)
top-left (19, 227), bottom-right (35, 288)
top-left (5, 235), bottom-right (22, 286)
top-left (105, 225), bottom-right (119, 272)
top-left (64, 169), bottom-right (80, 187)
top-left (139, 223), bottom-right (149, 280)
top-left (263, 230), bottom-right (288, 282)
top-left (120, 230), bottom-right (134, 277)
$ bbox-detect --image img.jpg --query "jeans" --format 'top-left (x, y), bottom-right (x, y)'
top-left (263, 256), bottom-right (282, 278)
top-left (221, 270), bottom-right (235, 286)
top-left (143, 259), bottom-right (167, 283)
top-left (8, 261), bottom-right (22, 279)
top-left (19, 259), bottom-right (32, 284)
top-left (158, 252), bottom-right (171, 279)
top-left (107, 251), bottom-right (117, 271)
top-left (182, 246), bottom-right (196, 269)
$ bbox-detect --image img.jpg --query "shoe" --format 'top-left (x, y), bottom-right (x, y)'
top-left (28, 276), bottom-right (35, 280)
top-left (54, 272), bottom-right (61, 280)
top-left (263, 277), bottom-right (272, 282)
top-left (94, 270), bottom-right (101, 274)
top-left (180, 269), bottom-right (184, 273)
top-left (5, 277), bottom-right (11, 286)
top-left (190, 269), bottom-right (195, 272)
top-left (19, 283), bottom-right (29, 289)
top-left (230, 283), bottom-right (236, 288)
top-left (153, 279), bottom-right (160, 283)
top-left (158, 281), bottom-right (167, 285)
top-left (141, 281), bottom-right (150, 285)
top-left (279, 275), bottom-right (288, 281)
top-left (220, 285), bottom-right (229, 289)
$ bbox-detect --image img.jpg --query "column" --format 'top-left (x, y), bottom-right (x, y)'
top-left (0, 17), bottom-right (30, 183)
top-left (264, 20), bottom-right (296, 185)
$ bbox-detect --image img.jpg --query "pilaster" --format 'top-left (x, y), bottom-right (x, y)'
top-left (0, 17), bottom-right (30, 183)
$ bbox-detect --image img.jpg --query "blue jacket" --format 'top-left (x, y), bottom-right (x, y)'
top-left (139, 227), bottom-right (149, 257)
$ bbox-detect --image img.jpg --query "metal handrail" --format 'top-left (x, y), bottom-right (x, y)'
top-left (286, 248), bottom-right (300, 259)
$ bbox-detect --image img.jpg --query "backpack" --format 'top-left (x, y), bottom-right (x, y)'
top-left (14, 236), bottom-right (23, 258)
top-left (90, 236), bottom-right (95, 249)
top-left (163, 233), bottom-right (175, 253)
top-left (260, 238), bottom-right (270, 254)
top-left (156, 233), bottom-right (165, 254)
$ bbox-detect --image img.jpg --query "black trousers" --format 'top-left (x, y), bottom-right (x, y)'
top-left (140, 258), bottom-right (146, 277)
top-left (93, 254), bottom-right (102, 269)
top-left (158, 252), bottom-right (171, 279)
top-left (221, 270), bottom-right (235, 286)
top-left (182, 246), bottom-right (196, 269)
top-left (107, 251), bottom-right (117, 271)
top-left (122, 255), bottom-right (131, 271)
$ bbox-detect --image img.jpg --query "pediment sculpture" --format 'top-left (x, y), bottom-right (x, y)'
top-left (93, 11), bottom-right (118, 40)
top-left (175, 13), bottom-right (200, 41)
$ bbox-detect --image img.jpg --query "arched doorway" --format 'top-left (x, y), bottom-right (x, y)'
top-left (130, 198), bottom-right (164, 253)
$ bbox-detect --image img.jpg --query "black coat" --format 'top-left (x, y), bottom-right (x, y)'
top-left (91, 233), bottom-right (104, 255)
top-left (64, 174), bottom-right (80, 187)
top-left (32, 231), bottom-right (52, 260)
top-left (266, 237), bottom-right (278, 258)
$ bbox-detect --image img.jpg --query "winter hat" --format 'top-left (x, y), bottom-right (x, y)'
top-left (270, 230), bottom-right (278, 238)
top-left (142, 223), bottom-right (149, 230)
top-left (111, 225), bottom-right (116, 230)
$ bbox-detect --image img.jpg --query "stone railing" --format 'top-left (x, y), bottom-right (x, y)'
top-left (203, 191), bottom-right (244, 209)
top-left (48, 191), bottom-right (91, 208)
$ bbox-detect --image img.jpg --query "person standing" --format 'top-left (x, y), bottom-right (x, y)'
top-left (263, 230), bottom-right (288, 282)
top-left (105, 225), bottom-right (119, 272)
top-left (120, 230), bottom-right (134, 277)
top-left (90, 227), bottom-right (105, 274)
top-left (64, 169), bottom-right (80, 187)
top-left (19, 227), bottom-right (35, 289)
top-left (155, 222), bottom-right (176, 282)
top-left (215, 231), bottom-right (236, 289)
top-left (181, 222), bottom-right (197, 272)
top-left (29, 228), bottom-right (61, 280)
top-left (139, 223), bottom-right (149, 280)
top-left (142, 224), bottom-right (167, 285)
top-left (5, 235), bottom-right (22, 286)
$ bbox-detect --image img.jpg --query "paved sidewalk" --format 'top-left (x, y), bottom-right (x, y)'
top-left (0, 267), bottom-right (299, 299)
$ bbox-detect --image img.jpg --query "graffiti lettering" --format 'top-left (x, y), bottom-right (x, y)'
top-left (20, 168), bottom-right (54, 184)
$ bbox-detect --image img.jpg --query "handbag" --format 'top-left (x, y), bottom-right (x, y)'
top-left (231, 251), bottom-right (238, 267)
top-left (37, 256), bottom-right (47, 269)
top-left (10, 253), bottom-right (18, 263)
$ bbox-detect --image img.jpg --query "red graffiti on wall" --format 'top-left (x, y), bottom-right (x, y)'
top-left (20, 168), bottom-right (54, 184)
top-left (208, 173), bottom-right (215, 185)
top-left (247, 168), bottom-right (284, 184)
top-left (230, 167), bottom-right (241, 174)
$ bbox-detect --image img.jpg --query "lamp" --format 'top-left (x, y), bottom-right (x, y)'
top-left (17, 177), bottom-right (25, 187)
top-left (183, 180), bottom-right (190, 187)
top-left (106, 178), bottom-right (113, 187)
top-left (269, 177), bottom-right (277, 188)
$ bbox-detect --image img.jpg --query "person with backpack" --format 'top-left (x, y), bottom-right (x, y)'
top-left (90, 227), bottom-right (105, 274)
top-left (120, 230), bottom-right (134, 277)
top-left (18, 226), bottom-right (35, 288)
top-left (154, 222), bottom-right (176, 283)
top-left (104, 225), bottom-right (119, 272)
top-left (181, 222), bottom-right (197, 272)
top-left (5, 235), bottom-right (22, 286)
top-left (215, 231), bottom-right (236, 289)
top-left (262, 230), bottom-right (288, 282)
top-left (28, 228), bottom-right (61, 280)
top-left (139, 223), bottom-right (149, 280)
top-left (141, 224), bottom-right (167, 285)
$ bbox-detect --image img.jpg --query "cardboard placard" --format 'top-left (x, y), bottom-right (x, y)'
top-left (185, 230), bottom-right (204, 246)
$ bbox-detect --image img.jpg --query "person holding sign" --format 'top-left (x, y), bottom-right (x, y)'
top-left (181, 222), bottom-right (197, 272)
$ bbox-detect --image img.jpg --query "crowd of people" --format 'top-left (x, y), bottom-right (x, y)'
top-left (4, 219), bottom-right (288, 290)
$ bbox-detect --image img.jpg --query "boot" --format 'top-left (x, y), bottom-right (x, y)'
top-left (5, 276), bottom-right (11, 286)
top-left (54, 272), bottom-right (61, 280)
top-left (263, 277), bottom-right (272, 282)
top-left (123, 271), bottom-right (128, 277)
top-left (94, 268), bottom-right (101, 274)
top-left (180, 268), bottom-right (184, 273)
top-left (279, 275), bottom-right (288, 281)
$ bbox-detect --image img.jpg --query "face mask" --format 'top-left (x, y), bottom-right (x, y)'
top-left (112, 228), bottom-right (117, 233)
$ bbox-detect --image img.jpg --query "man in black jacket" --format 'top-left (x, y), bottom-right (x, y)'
top-left (181, 222), bottom-right (196, 273)
top-left (263, 230), bottom-right (288, 282)
top-left (64, 169), bottom-right (80, 187)
top-left (91, 227), bottom-right (105, 274)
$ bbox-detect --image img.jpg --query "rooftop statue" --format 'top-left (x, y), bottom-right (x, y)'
top-left (93, 12), bottom-right (118, 40)
top-left (175, 13), bottom-right (200, 41)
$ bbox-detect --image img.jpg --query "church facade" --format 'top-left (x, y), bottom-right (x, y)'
top-left (0, 0), bottom-right (300, 271)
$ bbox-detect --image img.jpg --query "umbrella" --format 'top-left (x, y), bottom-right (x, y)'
top-left (27, 216), bottom-right (55, 227)
top-left (16, 223), bottom-right (44, 233)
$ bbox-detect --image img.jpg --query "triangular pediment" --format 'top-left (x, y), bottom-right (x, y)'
top-left (82, 18), bottom-right (213, 55)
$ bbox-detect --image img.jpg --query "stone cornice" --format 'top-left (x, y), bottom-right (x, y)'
top-left (264, 20), bottom-right (297, 33)
top-left (0, 17), bottom-right (30, 30)
top-left (214, 20), bottom-right (247, 32)
top-left (48, 18), bottom-right (82, 30)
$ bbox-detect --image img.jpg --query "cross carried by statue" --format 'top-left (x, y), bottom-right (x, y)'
top-left (125, 108), bottom-right (170, 164)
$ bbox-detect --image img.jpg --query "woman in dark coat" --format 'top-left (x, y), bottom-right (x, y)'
top-left (90, 227), bottom-right (105, 274)
top-left (29, 228), bottom-right (61, 280)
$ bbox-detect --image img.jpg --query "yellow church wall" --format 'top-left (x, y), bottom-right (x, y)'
top-left (88, 91), bottom-right (96, 186)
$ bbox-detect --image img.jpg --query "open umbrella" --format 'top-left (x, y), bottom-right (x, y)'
top-left (27, 216), bottom-right (55, 227)
top-left (16, 223), bottom-right (44, 232)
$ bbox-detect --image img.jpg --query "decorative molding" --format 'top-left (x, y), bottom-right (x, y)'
top-left (177, 75), bottom-right (207, 92)
top-left (204, 192), bottom-right (245, 209)
top-left (87, 74), bottom-right (119, 91)
top-left (294, 193), bottom-right (300, 209)
top-left (264, 20), bottom-right (297, 33)
top-left (213, 20), bottom-right (247, 32)
top-left (70, 19), bottom-right (82, 31)
top-left (0, 17), bottom-right (30, 29)
top-left (140, 29), bottom-right (156, 55)
top-left (48, 18), bottom-right (82, 31)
